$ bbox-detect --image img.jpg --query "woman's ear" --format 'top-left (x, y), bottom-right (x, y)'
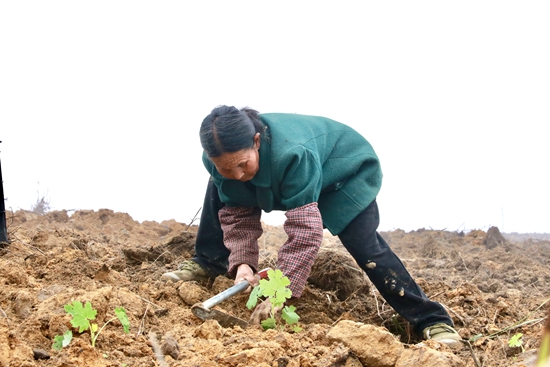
top-left (254, 132), bottom-right (261, 149)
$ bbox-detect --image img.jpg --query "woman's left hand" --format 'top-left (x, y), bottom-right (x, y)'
top-left (249, 298), bottom-right (283, 325)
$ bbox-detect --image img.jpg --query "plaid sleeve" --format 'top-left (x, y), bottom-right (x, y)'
top-left (278, 202), bottom-right (323, 297)
top-left (218, 206), bottom-right (263, 278)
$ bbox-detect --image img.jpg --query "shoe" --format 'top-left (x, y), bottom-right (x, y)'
top-left (422, 323), bottom-right (462, 346)
top-left (161, 260), bottom-right (212, 283)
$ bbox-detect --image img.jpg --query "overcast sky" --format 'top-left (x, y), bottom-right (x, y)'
top-left (1, 1), bottom-right (549, 234)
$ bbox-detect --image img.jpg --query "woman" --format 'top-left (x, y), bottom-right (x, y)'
top-left (162, 105), bottom-right (461, 345)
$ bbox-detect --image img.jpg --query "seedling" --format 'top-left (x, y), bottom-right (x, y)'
top-left (52, 301), bottom-right (130, 350)
top-left (469, 295), bottom-right (550, 344)
top-left (247, 269), bottom-right (302, 332)
top-left (509, 333), bottom-right (525, 353)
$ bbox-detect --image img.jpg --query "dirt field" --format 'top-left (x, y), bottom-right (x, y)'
top-left (1, 209), bottom-right (549, 367)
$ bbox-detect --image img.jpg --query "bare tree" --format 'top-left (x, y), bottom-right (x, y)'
top-left (31, 184), bottom-right (51, 215)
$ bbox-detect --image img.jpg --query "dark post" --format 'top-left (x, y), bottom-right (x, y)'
top-left (0, 141), bottom-right (9, 245)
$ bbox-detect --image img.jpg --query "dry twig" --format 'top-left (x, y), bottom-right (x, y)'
top-left (148, 332), bottom-right (169, 367)
top-left (136, 295), bottom-right (162, 309)
top-left (497, 338), bottom-right (510, 367)
top-left (457, 251), bottom-right (469, 273)
top-left (9, 232), bottom-right (45, 256)
top-left (464, 340), bottom-right (482, 367)
top-left (429, 290), bottom-right (447, 299)
top-left (185, 207), bottom-right (202, 232)
top-left (137, 305), bottom-right (149, 337)
top-left (441, 302), bottom-right (466, 325)
top-left (371, 288), bottom-right (383, 321)
top-left (0, 305), bottom-right (9, 327)
top-left (152, 251), bottom-right (169, 266)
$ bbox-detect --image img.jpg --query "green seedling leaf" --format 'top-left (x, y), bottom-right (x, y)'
top-left (54, 301), bottom-right (130, 350)
top-left (65, 301), bottom-right (97, 333)
top-left (258, 269), bottom-right (292, 306)
top-left (272, 287), bottom-right (292, 305)
top-left (247, 269), bottom-right (301, 332)
top-left (115, 307), bottom-right (130, 334)
top-left (509, 333), bottom-right (523, 348)
top-left (247, 286), bottom-right (262, 309)
top-left (261, 317), bottom-right (277, 330)
top-left (281, 305), bottom-right (300, 325)
top-left (52, 330), bottom-right (72, 351)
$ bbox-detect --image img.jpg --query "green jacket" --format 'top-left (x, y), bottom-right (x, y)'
top-left (202, 113), bottom-right (383, 235)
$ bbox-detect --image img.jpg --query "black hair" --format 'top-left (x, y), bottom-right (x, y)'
top-left (199, 105), bottom-right (263, 157)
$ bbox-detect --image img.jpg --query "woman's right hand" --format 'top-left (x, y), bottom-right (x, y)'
top-left (234, 263), bottom-right (259, 291)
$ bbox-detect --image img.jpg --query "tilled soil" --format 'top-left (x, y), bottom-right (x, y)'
top-left (0, 209), bottom-right (549, 367)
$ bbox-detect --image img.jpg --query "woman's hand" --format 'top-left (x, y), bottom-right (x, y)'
top-left (249, 298), bottom-right (283, 325)
top-left (234, 264), bottom-right (259, 292)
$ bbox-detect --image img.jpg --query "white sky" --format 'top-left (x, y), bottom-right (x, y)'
top-left (1, 1), bottom-right (549, 234)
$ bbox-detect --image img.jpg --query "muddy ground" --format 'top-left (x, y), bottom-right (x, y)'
top-left (0, 209), bottom-right (549, 367)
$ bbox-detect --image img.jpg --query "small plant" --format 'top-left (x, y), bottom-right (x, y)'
top-left (247, 269), bottom-right (302, 332)
top-left (509, 333), bottom-right (525, 352)
top-left (52, 301), bottom-right (130, 350)
top-left (538, 307), bottom-right (550, 367)
top-left (469, 295), bottom-right (550, 344)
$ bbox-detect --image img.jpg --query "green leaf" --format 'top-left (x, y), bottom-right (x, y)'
top-left (272, 287), bottom-right (292, 306)
top-left (247, 269), bottom-right (300, 332)
top-left (115, 307), bottom-right (130, 334)
top-left (259, 270), bottom-right (290, 296)
top-left (247, 286), bottom-right (262, 309)
top-left (258, 269), bottom-right (292, 307)
top-left (292, 325), bottom-right (303, 333)
top-left (281, 305), bottom-right (300, 325)
top-left (65, 301), bottom-right (97, 333)
top-left (538, 333), bottom-right (550, 366)
top-left (509, 333), bottom-right (523, 348)
top-left (52, 330), bottom-right (73, 351)
top-left (261, 317), bottom-right (277, 330)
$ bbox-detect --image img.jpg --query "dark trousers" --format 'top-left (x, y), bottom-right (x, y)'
top-left (337, 199), bottom-right (453, 334)
top-left (193, 179), bottom-right (453, 334)
top-left (193, 179), bottom-right (230, 277)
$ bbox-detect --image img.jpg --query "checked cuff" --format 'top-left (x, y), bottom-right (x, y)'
top-left (278, 202), bottom-right (324, 297)
top-left (218, 205), bottom-right (263, 278)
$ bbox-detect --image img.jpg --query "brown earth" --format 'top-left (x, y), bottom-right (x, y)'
top-left (1, 209), bottom-right (549, 367)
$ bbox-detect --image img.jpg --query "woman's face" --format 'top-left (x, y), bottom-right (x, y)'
top-left (210, 133), bottom-right (260, 182)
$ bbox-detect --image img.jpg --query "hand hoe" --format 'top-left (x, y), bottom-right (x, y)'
top-left (191, 268), bottom-right (270, 328)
